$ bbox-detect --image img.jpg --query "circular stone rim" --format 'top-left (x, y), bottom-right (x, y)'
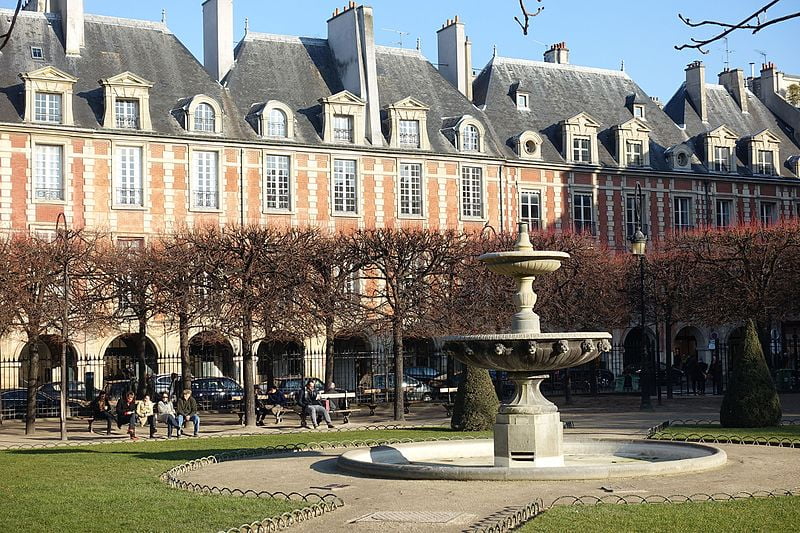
top-left (337, 438), bottom-right (727, 481)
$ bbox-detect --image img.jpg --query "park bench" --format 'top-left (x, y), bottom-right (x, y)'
top-left (438, 386), bottom-right (459, 417)
top-left (319, 391), bottom-right (358, 423)
top-left (362, 388), bottom-right (410, 415)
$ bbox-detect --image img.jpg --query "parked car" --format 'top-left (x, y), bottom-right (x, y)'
top-left (372, 374), bottom-right (433, 402)
top-left (405, 366), bottom-right (440, 384)
top-left (272, 377), bottom-right (324, 402)
top-left (39, 381), bottom-right (87, 401)
top-left (624, 363), bottom-right (684, 386)
top-left (191, 377), bottom-right (244, 409)
top-left (0, 389), bottom-right (70, 419)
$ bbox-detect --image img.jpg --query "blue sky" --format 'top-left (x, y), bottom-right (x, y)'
top-left (3, 0), bottom-right (797, 100)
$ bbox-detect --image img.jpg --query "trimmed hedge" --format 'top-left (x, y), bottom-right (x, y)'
top-left (451, 365), bottom-right (500, 431)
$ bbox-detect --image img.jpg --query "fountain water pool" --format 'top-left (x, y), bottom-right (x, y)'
top-left (337, 223), bottom-right (726, 480)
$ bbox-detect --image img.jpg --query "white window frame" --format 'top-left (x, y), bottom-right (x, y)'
top-left (516, 92), bottom-right (530, 110)
top-left (573, 136), bottom-right (591, 163)
top-left (626, 141), bottom-right (644, 167)
top-left (573, 191), bottom-right (595, 235)
top-left (34, 92), bottom-right (62, 123)
top-left (673, 196), bottom-right (693, 230)
top-left (715, 198), bottom-right (733, 228)
top-left (519, 189), bottom-right (541, 230)
top-left (460, 165), bottom-right (485, 220)
top-left (264, 154), bottom-right (292, 212)
top-left (115, 99), bottom-right (140, 129)
top-left (267, 108), bottom-right (288, 138)
top-left (713, 146), bottom-right (732, 172)
top-left (755, 150), bottom-right (776, 175)
top-left (398, 161), bottom-right (424, 218)
top-left (113, 144), bottom-right (145, 209)
top-left (760, 201), bottom-right (777, 226)
top-left (462, 124), bottom-right (480, 152)
top-left (333, 114), bottom-right (354, 143)
top-left (633, 104), bottom-right (645, 119)
top-left (33, 143), bottom-right (65, 203)
top-left (398, 119), bottom-right (421, 148)
top-left (193, 103), bottom-right (216, 133)
top-left (625, 194), bottom-right (649, 239)
top-left (332, 159), bottom-right (358, 215)
top-left (190, 149), bottom-right (221, 211)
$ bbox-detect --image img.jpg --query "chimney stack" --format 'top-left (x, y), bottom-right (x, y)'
top-left (437, 16), bottom-right (473, 99)
top-left (718, 68), bottom-right (748, 113)
top-left (543, 42), bottom-right (569, 64)
top-left (327, 4), bottom-right (382, 145)
top-left (685, 61), bottom-right (707, 122)
top-left (760, 62), bottom-right (780, 96)
top-left (202, 0), bottom-right (234, 82)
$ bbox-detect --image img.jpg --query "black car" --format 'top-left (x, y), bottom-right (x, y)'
top-left (625, 363), bottom-right (684, 386)
top-left (190, 377), bottom-right (244, 409)
top-left (39, 381), bottom-right (87, 401)
top-left (273, 377), bottom-right (324, 403)
top-left (1, 389), bottom-right (59, 419)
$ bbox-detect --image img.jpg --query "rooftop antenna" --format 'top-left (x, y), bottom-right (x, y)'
top-left (161, 8), bottom-right (166, 25)
top-left (620, 59), bottom-right (625, 72)
top-left (382, 28), bottom-right (410, 47)
top-left (722, 37), bottom-right (733, 71)
top-left (756, 49), bottom-right (768, 64)
top-left (416, 37), bottom-right (421, 51)
top-left (244, 17), bottom-right (249, 35)
top-left (493, 44), bottom-right (497, 57)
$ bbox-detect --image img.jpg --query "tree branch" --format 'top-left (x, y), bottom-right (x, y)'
top-left (515, 0), bottom-right (544, 36)
top-left (0, 0), bottom-right (24, 52)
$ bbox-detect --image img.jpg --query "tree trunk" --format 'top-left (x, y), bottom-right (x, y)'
top-left (179, 311), bottom-right (191, 391)
top-left (136, 317), bottom-right (148, 397)
top-left (324, 319), bottom-right (335, 390)
top-left (25, 334), bottom-right (40, 435)
top-left (392, 318), bottom-right (405, 422)
top-left (242, 312), bottom-right (257, 428)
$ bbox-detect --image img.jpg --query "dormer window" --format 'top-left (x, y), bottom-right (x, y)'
top-left (333, 114), bottom-right (354, 143)
top-left (755, 150), bottom-right (775, 175)
top-left (99, 72), bottom-right (154, 131)
top-left (194, 103), bottom-right (216, 132)
top-left (626, 141), bottom-right (643, 166)
top-left (665, 143), bottom-right (693, 172)
top-left (268, 109), bottom-right (287, 137)
top-left (320, 91), bottom-right (366, 145)
top-left (463, 124), bottom-right (480, 151)
top-left (747, 129), bottom-right (781, 176)
top-left (387, 97), bottom-right (430, 150)
top-left (633, 104), bottom-right (645, 119)
top-left (704, 125), bottom-right (738, 174)
top-left (614, 118), bottom-right (651, 168)
top-left (517, 92), bottom-right (530, 110)
top-left (713, 146), bottom-right (732, 172)
top-left (35, 92), bottom-right (62, 123)
top-left (31, 46), bottom-right (44, 60)
top-left (115, 99), bottom-right (139, 129)
top-left (19, 66), bottom-right (78, 126)
top-left (515, 130), bottom-right (543, 160)
top-left (561, 112), bottom-right (600, 165)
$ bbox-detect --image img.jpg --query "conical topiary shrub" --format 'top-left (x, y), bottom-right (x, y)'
top-left (451, 365), bottom-right (500, 431)
top-left (720, 320), bottom-right (782, 427)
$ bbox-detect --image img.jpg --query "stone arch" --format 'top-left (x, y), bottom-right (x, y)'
top-left (256, 339), bottom-right (304, 387)
top-left (188, 330), bottom-right (236, 379)
top-left (17, 335), bottom-right (79, 388)
top-left (674, 326), bottom-right (706, 365)
top-left (622, 326), bottom-right (656, 369)
top-left (102, 334), bottom-right (159, 391)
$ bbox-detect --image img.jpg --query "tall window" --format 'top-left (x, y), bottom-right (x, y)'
top-left (265, 155), bottom-right (291, 210)
top-left (333, 114), bottom-right (354, 143)
top-left (399, 120), bottom-right (420, 148)
top-left (34, 92), bottom-right (62, 123)
top-left (573, 192), bottom-right (594, 234)
top-left (462, 124), bottom-right (480, 151)
top-left (399, 162), bottom-right (423, 216)
top-left (115, 99), bottom-right (140, 129)
top-left (625, 194), bottom-right (644, 238)
top-left (333, 159), bottom-right (357, 214)
top-left (673, 197), bottom-right (692, 230)
top-left (519, 190), bottom-right (541, 230)
top-left (461, 166), bottom-right (483, 218)
top-left (756, 150), bottom-right (775, 175)
top-left (267, 108), bottom-right (287, 137)
top-left (116, 146), bottom-right (143, 206)
top-left (573, 136), bottom-right (591, 163)
top-left (626, 140), bottom-right (643, 166)
top-left (716, 199), bottom-right (732, 228)
top-left (34, 145), bottom-right (63, 201)
top-left (760, 202), bottom-right (777, 225)
top-left (194, 103), bottom-right (216, 132)
top-left (192, 151), bottom-right (218, 209)
top-left (713, 146), bottom-right (731, 172)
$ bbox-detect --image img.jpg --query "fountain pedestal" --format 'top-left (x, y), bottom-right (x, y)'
top-left (494, 373), bottom-right (563, 467)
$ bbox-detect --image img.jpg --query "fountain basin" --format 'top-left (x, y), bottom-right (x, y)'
top-left (442, 333), bottom-right (612, 372)
top-left (337, 439), bottom-right (727, 481)
top-left (479, 250), bottom-right (570, 277)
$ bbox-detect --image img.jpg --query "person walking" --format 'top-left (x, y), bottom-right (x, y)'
top-left (176, 389), bottom-right (200, 437)
top-left (168, 373), bottom-right (181, 401)
top-left (116, 391), bottom-right (141, 440)
top-left (686, 353), bottom-right (699, 395)
top-left (695, 359), bottom-right (708, 396)
top-left (156, 392), bottom-right (181, 438)
top-left (709, 354), bottom-right (723, 395)
top-left (298, 380), bottom-right (334, 429)
top-left (89, 390), bottom-right (116, 435)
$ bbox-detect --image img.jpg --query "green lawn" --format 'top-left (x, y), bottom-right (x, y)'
top-left (652, 424), bottom-right (800, 440)
top-left (0, 428), bottom-right (478, 532)
top-left (522, 497), bottom-right (800, 532)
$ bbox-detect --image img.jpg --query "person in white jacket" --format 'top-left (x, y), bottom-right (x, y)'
top-left (156, 392), bottom-right (181, 438)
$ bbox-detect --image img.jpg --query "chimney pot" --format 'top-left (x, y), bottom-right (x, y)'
top-left (685, 61), bottom-right (707, 122)
top-left (544, 41), bottom-right (569, 64)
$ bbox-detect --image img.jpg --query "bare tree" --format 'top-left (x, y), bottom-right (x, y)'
top-left (353, 228), bottom-right (466, 421)
top-left (676, 0), bottom-right (800, 53)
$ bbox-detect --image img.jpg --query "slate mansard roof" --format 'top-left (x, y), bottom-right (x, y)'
top-left (0, 10), bottom-right (250, 139)
top-left (472, 56), bottom-right (693, 171)
top-left (664, 83), bottom-right (800, 178)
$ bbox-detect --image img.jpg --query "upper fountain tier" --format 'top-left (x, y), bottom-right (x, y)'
top-left (479, 221), bottom-right (569, 278)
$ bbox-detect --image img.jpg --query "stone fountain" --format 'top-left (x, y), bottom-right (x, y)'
top-left (442, 222), bottom-right (611, 467)
top-left (337, 224), bottom-right (726, 480)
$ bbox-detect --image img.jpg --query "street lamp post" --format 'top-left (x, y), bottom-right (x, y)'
top-left (629, 183), bottom-right (651, 410)
top-left (56, 213), bottom-right (69, 441)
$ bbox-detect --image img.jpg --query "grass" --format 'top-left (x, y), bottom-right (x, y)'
top-left (522, 497), bottom-right (800, 532)
top-left (652, 424), bottom-right (800, 440)
top-left (0, 428), bottom-right (481, 532)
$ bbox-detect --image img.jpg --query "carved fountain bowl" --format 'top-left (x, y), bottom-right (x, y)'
top-left (478, 251), bottom-right (570, 277)
top-left (442, 333), bottom-right (613, 373)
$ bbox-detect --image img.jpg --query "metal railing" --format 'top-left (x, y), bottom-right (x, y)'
top-left (116, 188), bottom-right (143, 206)
top-left (193, 191), bottom-right (218, 209)
top-left (35, 188), bottom-right (64, 201)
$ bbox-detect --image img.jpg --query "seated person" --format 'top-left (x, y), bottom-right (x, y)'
top-left (297, 380), bottom-right (333, 429)
top-left (89, 390), bottom-right (116, 435)
top-left (136, 394), bottom-right (158, 438)
top-left (156, 392), bottom-right (181, 438)
top-left (253, 385), bottom-right (268, 426)
top-left (116, 391), bottom-right (141, 440)
top-left (264, 386), bottom-right (287, 424)
top-left (175, 389), bottom-right (200, 437)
